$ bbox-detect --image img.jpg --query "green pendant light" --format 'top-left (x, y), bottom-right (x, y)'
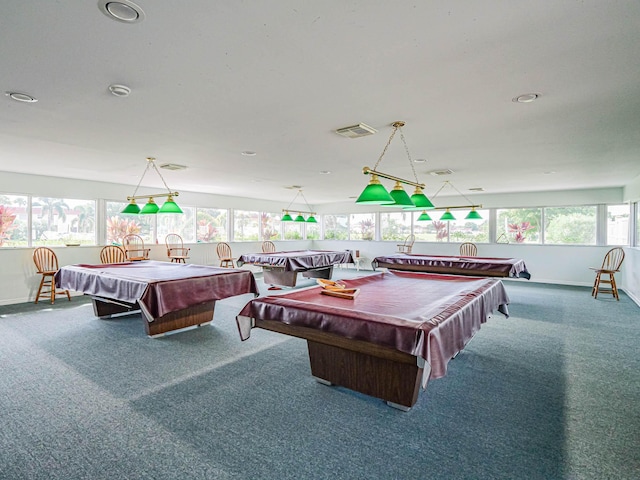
top-left (410, 186), bottom-right (434, 209)
top-left (465, 208), bottom-right (482, 220)
top-left (382, 181), bottom-right (415, 207)
top-left (121, 199), bottom-right (141, 214)
top-left (440, 209), bottom-right (455, 221)
top-left (281, 211), bottom-right (293, 222)
top-left (140, 197), bottom-right (160, 214)
top-left (159, 195), bottom-right (183, 213)
top-left (294, 213), bottom-right (306, 222)
top-left (306, 215), bottom-right (317, 223)
top-left (356, 174), bottom-right (394, 204)
top-left (417, 211), bottom-right (432, 221)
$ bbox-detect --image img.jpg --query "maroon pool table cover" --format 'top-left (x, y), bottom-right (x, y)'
top-left (55, 260), bottom-right (258, 320)
top-left (372, 254), bottom-right (531, 279)
top-left (237, 249), bottom-right (354, 270)
top-left (237, 270), bottom-right (509, 380)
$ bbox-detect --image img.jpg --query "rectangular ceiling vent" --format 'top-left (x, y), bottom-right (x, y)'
top-left (159, 163), bottom-right (187, 171)
top-left (335, 123), bottom-right (377, 138)
top-left (428, 169), bottom-right (454, 176)
top-left (468, 187), bottom-right (485, 192)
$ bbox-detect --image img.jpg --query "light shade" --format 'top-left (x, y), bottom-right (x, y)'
top-left (306, 215), bottom-right (317, 223)
top-left (417, 211), bottom-right (432, 221)
top-left (159, 195), bottom-right (183, 213)
top-left (465, 208), bottom-right (482, 220)
top-left (121, 199), bottom-right (141, 214)
top-left (294, 214), bottom-right (306, 222)
top-left (410, 186), bottom-right (434, 209)
top-left (281, 212), bottom-right (293, 222)
top-left (140, 198), bottom-right (160, 214)
top-left (440, 209), bottom-right (455, 221)
top-left (382, 182), bottom-right (415, 207)
top-left (356, 174), bottom-right (394, 204)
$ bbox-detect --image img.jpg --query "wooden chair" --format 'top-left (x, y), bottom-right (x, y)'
top-left (460, 242), bottom-right (478, 256)
top-left (590, 247), bottom-right (625, 300)
top-left (261, 240), bottom-right (276, 253)
top-left (33, 247), bottom-right (71, 304)
top-left (123, 234), bottom-right (151, 261)
top-left (100, 245), bottom-right (126, 264)
top-left (216, 242), bottom-right (235, 268)
top-left (396, 234), bottom-right (415, 254)
top-left (166, 234), bottom-right (190, 263)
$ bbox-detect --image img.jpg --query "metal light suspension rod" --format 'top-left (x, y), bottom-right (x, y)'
top-left (281, 209), bottom-right (315, 215)
top-left (362, 167), bottom-right (425, 189)
top-left (127, 191), bottom-right (179, 201)
top-left (431, 204), bottom-right (483, 210)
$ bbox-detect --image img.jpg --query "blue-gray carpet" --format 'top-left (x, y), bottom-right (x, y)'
top-left (0, 271), bottom-right (638, 479)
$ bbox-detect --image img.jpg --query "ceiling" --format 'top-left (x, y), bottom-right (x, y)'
top-left (2, 1), bottom-right (640, 206)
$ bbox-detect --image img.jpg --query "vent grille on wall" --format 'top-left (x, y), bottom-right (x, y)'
top-left (335, 123), bottom-right (377, 138)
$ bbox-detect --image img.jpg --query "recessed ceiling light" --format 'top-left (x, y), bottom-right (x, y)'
top-left (98, 0), bottom-right (145, 23)
top-left (513, 93), bottom-right (541, 103)
top-left (241, 151), bottom-right (257, 156)
top-left (5, 91), bottom-right (38, 103)
top-left (413, 158), bottom-right (427, 164)
top-left (543, 171), bottom-right (556, 175)
top-left (108, 84), bottom-right (131, 97)
top-left (319, 170), bottom-right (331, 174)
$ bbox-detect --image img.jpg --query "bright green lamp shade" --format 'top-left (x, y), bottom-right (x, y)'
top-left (140, 198), bottom-right (160, 214)
top-left (159, 196), bottom-right (183, 213)
top-left (417, 211), bottom-right (432, 221)
top-left (294, 214), bottom-right (306, 222)
top-left (465, 209), bottom-right (482, 220)
top-left (355, 174), bottom-right (394, 204)
top-left (306, 215), bottom-right (317, 223)
top-left (281, 212), bottom-right (293, 222)
top-left (121, 200), bottom-right (140, 214)
top-left (382, 182), bottom-right (415, 207)
top-left (410, 186), bottom-right (434, 209)
top-left (440, 209), bottom-right (455, 221)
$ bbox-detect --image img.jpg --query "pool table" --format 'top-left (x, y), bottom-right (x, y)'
top-left (237, 270), bottom-right (509, 410)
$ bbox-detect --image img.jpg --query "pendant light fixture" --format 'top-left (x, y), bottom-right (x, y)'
top-left (428, 181), bottom-right (483, 221)
top-left (121, 157), bottom-right (183, 215)
top-left (281, 189), bottom-right (317, 223)
top-left (356, 121), bottom-right (433, 208)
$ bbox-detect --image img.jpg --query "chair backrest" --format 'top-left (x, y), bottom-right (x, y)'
top-left (403, 234), bottom-right (415, 248)
top-left (216, 242), bottom-right (233, 259)
top-left (100, 245), bottom-right (125, 264)
top-left (165, 233), bottom-right (183, 251)
top-left (123, 234), bottom-right (149, 260)
top-left (601, 247), bottom-right (625, 271)
top-left (460, 242), bottom-right (478, 256)
top-left (262, 240), bottom-right (276, 253)
top-left (33, 247), bottom-right (59, 273)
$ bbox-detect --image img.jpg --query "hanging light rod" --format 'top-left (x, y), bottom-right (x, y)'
top-left (127, 191), bottom-right (179, 201)
top-left (362, 166), bottom-right (425, 189)
top-left (430, 204), bottom-right (483, 211)
top-left (281, 209), bottom-right (315, 215)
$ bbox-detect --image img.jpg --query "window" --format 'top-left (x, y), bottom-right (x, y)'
top-left (260, 212), bottom-right (281, 240)
top-left (324, 214), bottom-right (348, 240)
top-left (496, 208), bottom-right (542, 244)
top-left (0, 194), bottom-right (28, 247)
top-left (349, 213), bottom-right (375, 240)
top-left (446, 209), bottom-right (489, 243)
top-left (283, 221), bottom-right (303, 240)
top-left (196, 208), bottom-right (228, 242)
top-left (607, 204), bottom-right (629, 246)
top-left (380, 212), bottom-right (411, 241)
top-left (233, 210), bottom-right (259, 241)
top-left (306, 220), bottom-right (320, 240)
top-left (415, 217), bottom-right (448, 242)
top-left (157, 206), bottom-right (196, 243)
top-left (33, 197), bottom-right (97, 245)
top-left (544, 206), bottom-right (596, 245)
top-left (106, 201), bottom-right (153, 244)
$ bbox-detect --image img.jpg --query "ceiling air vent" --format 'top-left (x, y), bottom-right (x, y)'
top-left (335, 123), bottom-right (377, 138)
top-left (428, 169), bottom-right (454, 176)
top-left (159, 163), bottom-right (187, 171)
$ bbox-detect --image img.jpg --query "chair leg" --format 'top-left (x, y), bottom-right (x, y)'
top-left (592, 272), bottom-right (601, 298)
top-left (610, 274), bottom-right (619, 301)
top-left (35, 275), bottom-right (46, 304)
top-left (50, 278), bottom-right (56, 304)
